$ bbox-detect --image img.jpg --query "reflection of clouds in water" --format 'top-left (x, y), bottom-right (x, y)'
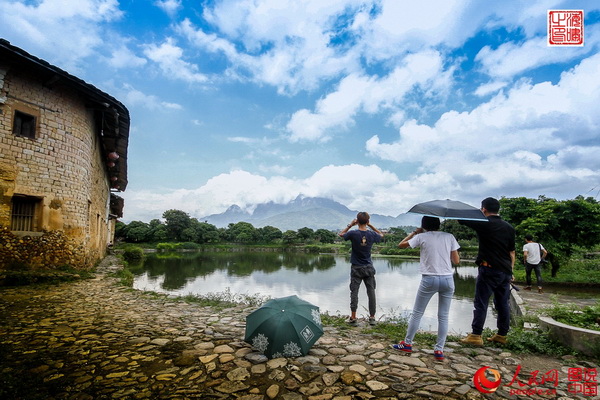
top-left (133, 257), bottom-right (495, 334)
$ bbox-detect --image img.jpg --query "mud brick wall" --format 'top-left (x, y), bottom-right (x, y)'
top-left (0, 64), bottom-right (110, 269)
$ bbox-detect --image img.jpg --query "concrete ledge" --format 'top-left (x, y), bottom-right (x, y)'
top-left (510, 289), bottom-right (526, 319)
top-left (538, 316), bottom-right (600, 357)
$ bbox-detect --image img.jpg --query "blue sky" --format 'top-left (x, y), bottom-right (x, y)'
top-left (1, 0), bottom-right (599, 222)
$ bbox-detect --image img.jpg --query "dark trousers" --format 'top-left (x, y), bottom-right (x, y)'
top-left (349, 264), bottom-right (376, 316)
top-left (472, 266), bottom-right (512, 336)
top-left (525, 262), bottom-right (543, 287)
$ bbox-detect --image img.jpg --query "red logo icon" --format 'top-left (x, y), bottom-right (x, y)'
top-left (548, 10), bottom-right (584, 46)
top-left (473, 366), bottom-right (502, 394)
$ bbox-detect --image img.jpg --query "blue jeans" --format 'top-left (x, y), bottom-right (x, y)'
top-left (472, 266), bottom-right (512, 336)
top-left (404, 275), bottom-right (454, 351)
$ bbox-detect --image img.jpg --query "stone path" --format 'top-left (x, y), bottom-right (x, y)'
top-left (0, 256), bottom-right (597, 399)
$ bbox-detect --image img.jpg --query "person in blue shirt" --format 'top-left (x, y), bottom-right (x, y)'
top-left (339, 212), bottom-right (384, 326)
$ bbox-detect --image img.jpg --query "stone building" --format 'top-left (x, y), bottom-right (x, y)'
top-left (0, 39), bottom-right (130, 269)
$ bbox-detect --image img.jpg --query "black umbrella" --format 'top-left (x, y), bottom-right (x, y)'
top-left (407, 199), bottom-right (488, 221)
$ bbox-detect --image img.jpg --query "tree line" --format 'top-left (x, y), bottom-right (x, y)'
top-left (116, 196), bottom-right (600, 256)
top-left (116, 210), bottom-right (349, 245)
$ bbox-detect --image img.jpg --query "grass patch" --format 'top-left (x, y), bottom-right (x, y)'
top-left (321, 310), bottom-right (582, 358)
top-left (485, 325), bottom-right (577, 357)
top-left (543, 301), bottom-right (600, 331)
top-left (113, 267), bottom-right (134, 287)
top-left (180, 288), bottom-right (271, 310)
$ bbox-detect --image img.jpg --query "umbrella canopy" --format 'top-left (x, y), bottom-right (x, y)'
top-left (244, 295), bottom-right (323, 359)
top-left (408, 199), bottom-right (488, 221)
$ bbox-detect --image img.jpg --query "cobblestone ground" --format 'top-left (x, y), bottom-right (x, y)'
top-left (0, 256), bottom-right (597, 400)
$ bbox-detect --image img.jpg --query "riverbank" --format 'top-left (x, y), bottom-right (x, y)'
top-left (1, 255), bottom-right (598, 399)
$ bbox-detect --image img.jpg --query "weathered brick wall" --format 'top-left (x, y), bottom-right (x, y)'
top-left (0, 65), bottom-right (111, 269)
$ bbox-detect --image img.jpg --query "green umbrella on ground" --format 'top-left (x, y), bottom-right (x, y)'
top-left (244, 295), bottom-right (323, 359)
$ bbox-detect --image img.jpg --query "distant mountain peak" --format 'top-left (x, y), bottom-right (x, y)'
top-left (225, 204), bottom-right (247, 214)
top-left (200, 196), bottom-right (419, 230)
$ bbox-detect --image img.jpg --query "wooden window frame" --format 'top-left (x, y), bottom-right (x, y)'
top-left (12, 107), bottom-right (39, 139)
top-left (11, 195), bottom-right (41, 232)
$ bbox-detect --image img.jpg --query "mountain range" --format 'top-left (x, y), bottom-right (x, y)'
top-left (200, 196), bottom-right (421, 231)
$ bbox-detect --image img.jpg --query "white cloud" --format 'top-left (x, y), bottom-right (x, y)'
top-left (476, 36), bottom-right (590, 79)
top-left (177, 12), bottom-right (359, 94)
top-left (366, 51), bottom-right (600, 203)
top-left (155, 0), bottom-right (181, 17)
top-left (356, 0), bottom-right (475, 59)
top-left (286, 50), bottom-right (447, 142)
top-left (0, 0), bottom-right (122, 71)
top-left (106, 45), bottom-right (147, 69)
top-left (143, 38), bottom-right (209, 83)
top-left (474, 81), bottom-right (508, 97)
top-left (120, 84), bottom-right (182, 110)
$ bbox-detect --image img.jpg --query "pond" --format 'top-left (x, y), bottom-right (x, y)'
top-left (131, 251), bottom-right (498, 334)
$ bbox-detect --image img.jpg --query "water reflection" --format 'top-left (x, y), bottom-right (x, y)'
top-left (132, 251), bottom-right (496, 334)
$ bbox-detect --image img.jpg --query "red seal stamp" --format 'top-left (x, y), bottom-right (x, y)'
top-left (548, 10), bottom-right (584, 46)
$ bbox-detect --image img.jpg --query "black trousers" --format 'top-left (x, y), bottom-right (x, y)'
top-left (525, 262), bottom-right (543, 287)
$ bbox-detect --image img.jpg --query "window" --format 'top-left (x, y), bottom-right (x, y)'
top-left (11, 196), bottom-right (40, 231)
top-left (13, 110), bottom-right (37, 139)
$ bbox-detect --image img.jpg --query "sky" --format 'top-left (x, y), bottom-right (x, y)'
top-left (1, 0), bottom-right (599, 223)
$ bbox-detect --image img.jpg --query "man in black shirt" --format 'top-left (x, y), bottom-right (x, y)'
top-left (459, 197), bottom-right (515, 345)
top-left (339, 212), bottom-right (384, 326)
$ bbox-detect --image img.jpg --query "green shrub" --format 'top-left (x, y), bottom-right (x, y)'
top-left (379, 247), bottom-right (420, 257)
top-left (115, 268), bottom-right (134, 287)
top-left (487, 326), bottom-right (576, 357)
top-left (305, 244), bottom-right (325, 253)
top-left (122, 247), bottom-right (144, 262)
top-left (156, 242), bottom-right (178, 252)
top-left (179, 242), bottom-right (201, 249)
top-left (544, 301), bottom-right (600, 331)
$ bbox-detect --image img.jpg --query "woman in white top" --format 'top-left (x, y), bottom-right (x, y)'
top-left (392, 216), bottom-right (460, 361)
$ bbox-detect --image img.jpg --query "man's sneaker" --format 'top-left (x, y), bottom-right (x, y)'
top-left (369, 317), bottom-right (377, 326)
top-left (391, 341), bottom-right (412, 353)
top-left (434, 350), bottom-right (444, 361)
top-left (460, 333), bottom-right (483, 346)
top-left (523, 286), bottom-right (532, 290)
top-left (347, 318), bottom-right (357, 326)
top-left (538, 287), bottom-right (544, 294)
top-left (487, 334), bottom-right (507, 344)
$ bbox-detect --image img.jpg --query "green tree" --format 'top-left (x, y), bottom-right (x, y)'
top-left (124, 221), bottom-right (151, 242)
top-left (383, 227), bottom-right (409, 244)
top-left (257, 226), bottom-right (283, 243)
top-left (115, 221), bottom-right (127, 241)
top-left (227, 222), bottom-right (258, 243)
top-left (162, 209), bottom-right (192, 241)
top-left (282, 230), bottom-right (298, 245)
top-left (196, 221), bottom-right (220, 243)
top-left (148, 219), bottom-right (168, 242)
top-left (441, 220), bottom-right (476, 241)
top-left (314, 229), bottom-right (337, 244)
top-left (500, 196), bottom-right (600, 256)
top-left (297, 227), bottom-right (315, 242)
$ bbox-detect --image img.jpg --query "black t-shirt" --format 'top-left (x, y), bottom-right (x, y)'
top-left (343, 229), bottom-right (382, 266)
top-left (460, 216), bottom-right (515, 274)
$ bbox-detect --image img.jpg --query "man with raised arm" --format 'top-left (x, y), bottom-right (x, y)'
top-left (339, 212), bottom-right (384, 326)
